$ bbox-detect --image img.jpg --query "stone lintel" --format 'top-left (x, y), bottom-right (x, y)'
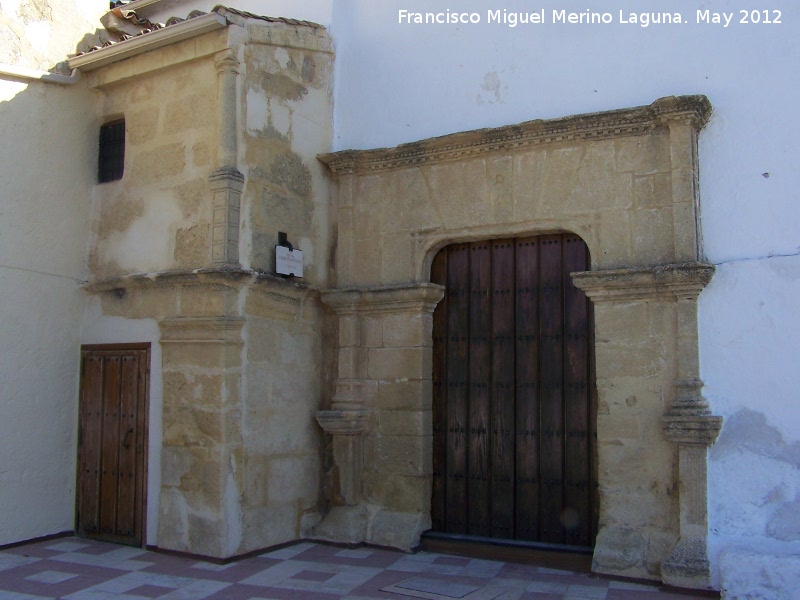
top-left (571, 262), bottom-right (715, 302)
top-left (321, 283), bottom-right (445, 316)
top-left (318, 95), bottom-right (712, 175)
top-left (315, 409), bottom-right (369, 435)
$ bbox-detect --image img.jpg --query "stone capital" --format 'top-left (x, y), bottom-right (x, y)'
top-left (214, 49), bottom-right (239, 74)
top-left (209, 167), bottom-right (245, 188)
top-left (663, 415), bottom-right (723, 447)
top-left (315, 409), bottom-right (369, 435)
top-left (662, 380), bottom-right (723, 447)
top-left (571, 262), bottom-right (714, 302)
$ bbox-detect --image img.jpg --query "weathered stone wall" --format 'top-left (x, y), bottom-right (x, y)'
top-left (83, 14), bottom-right (334, 557)
top-left (241, 286), bottom-right (325, 550)
top-left (318, 97), bottom-right (720, 587)
top-left (87, 30), bottom-right (226, 280)
top-left (0, 0), bottom-right (107, 70)
top-left (327, 104), bottom-right (703, 289)
top-left (312, 285), bottom-right (443, 550)
top-left (239, 23), bottom-right (334, 284)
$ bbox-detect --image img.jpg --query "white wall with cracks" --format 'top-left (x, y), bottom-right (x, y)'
top-left (329, 0), bottom-right (800, 596)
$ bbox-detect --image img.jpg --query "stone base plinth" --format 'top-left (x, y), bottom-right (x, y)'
top-left (309, 505), bottom-right (368, 545)
top-left (310, 505), bottom-right (429, 551)
top-left (661, 537), bottom-right (713, 590)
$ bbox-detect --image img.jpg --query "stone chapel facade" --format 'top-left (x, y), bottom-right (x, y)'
top-left (62, 6), bottom-right (723, 588)
top-left (4, 1), bottom-right (798, 598)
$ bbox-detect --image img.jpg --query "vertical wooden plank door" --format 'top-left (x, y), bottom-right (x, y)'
top-left (77, 344), bottom-right (149, 547)
top-left (431, 234), bottom-right (596, 548)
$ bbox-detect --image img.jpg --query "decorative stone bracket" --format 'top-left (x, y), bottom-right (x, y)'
top-left (314, 410), bottom-right (368, 506)
top-left (573, 262), bottom-right (722, 590)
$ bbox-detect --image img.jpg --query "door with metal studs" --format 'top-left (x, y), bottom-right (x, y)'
top-left (430, 233), bottom-right (597, 548)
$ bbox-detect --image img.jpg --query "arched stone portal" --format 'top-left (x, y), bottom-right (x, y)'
top-left (312, 96), bottom-right (722, 590)
top-left (429, 234), bottom-right (597, 549)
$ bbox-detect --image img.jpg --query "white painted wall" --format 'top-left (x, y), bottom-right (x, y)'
top-left (79, 303), bottom-right (164, 546)
top-left (328, 0), bottom-right (800, 593)
top-left (0, 0), bottom-right (107, 547)
top-left (0, 80), bottom-right (97, 545)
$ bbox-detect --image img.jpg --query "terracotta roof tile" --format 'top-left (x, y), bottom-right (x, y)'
top-left (214, 6), bottom-right (322, 29)
top-left (75, 4), bottom-right (321, 57)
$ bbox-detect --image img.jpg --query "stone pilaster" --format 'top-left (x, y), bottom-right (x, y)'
top-left (211, 49), bottom-right (243, 268)
top-left (209, 169), bottom-right (244, 267)
top-left (158, 315), bottom-right (244, 558)
top-left (573, 263), bottom-right (721, 588)
top-left (312, 283), bottom-right (444, 549)
top-left (659, 269), bottom-right (722, 590)
top-left (654, 96), bottom-right (710, 263)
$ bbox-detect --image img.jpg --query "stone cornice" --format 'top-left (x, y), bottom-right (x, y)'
top-left (571, 262), bottom-right (715, 302)
top-left (321, 283), bottom-right (445, 315)
top-left (84, 268), bottom-right (316, 306)
top-left (318, 95), bottom-right (712, 176)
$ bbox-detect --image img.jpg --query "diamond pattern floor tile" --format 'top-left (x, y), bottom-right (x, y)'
top-left (0, 538), bottom-right (717, 600)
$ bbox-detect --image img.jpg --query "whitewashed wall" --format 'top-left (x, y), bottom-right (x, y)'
top-left (0, 0), bottom-right (108, 546)
top-left (328, 0), bottom-right (800, 594)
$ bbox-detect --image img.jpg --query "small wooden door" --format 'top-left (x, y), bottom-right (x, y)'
top-left (431, 234), bottom-right (597, 548)
top-left (77, 344), bottom-right (149, 547)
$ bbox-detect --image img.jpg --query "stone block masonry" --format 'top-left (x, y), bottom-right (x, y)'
top-left (83, 12), bottom-right (334, 560)
top-left (318, 96), bottom-right (722, 589)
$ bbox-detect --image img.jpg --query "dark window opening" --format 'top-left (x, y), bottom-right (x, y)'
top-left (98, 119), bottom-right (125, 183)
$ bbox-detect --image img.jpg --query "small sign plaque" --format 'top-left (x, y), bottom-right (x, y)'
top-left (276, 246), bottom-right (303, 277)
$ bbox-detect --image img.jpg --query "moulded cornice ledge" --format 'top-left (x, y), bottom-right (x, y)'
top-left (318, 95), bottom-right (712, 176)
top-left (83, 267), bottom-right (313, 298)
top-left (67, 12), bottom-right (227, 71)
top-left (571, 262), bottom-right (715, 302)
top-left (321, 283), bottom-right (445, 314)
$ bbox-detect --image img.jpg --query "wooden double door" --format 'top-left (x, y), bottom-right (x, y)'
top-left (77, 344), bottom-right (149, 547)
top-left (430, 234), bottom-right (597, 548)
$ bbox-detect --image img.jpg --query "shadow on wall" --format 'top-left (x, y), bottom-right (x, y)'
top-left (0, 68), bottom-right (99, 545)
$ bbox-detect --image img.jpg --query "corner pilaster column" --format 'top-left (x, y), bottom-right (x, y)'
top-left (313, 283), bottom-right (444, 548)
top-left (660, 267), bottom-right (722, 590)
top-left (211, 49), bottom-right (243, 268)
top-left (654, 96), bottom-right (711, 263)
top-left (573, 263), bottom-right (722, 589)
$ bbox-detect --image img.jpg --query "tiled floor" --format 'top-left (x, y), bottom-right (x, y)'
top-left (0, 537), bottom-right (715, 600)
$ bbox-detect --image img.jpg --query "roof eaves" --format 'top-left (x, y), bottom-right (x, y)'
top-left (213, 6), bottom-right (323, 29)
top-left (68, 11), bottom-right (227, 71)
